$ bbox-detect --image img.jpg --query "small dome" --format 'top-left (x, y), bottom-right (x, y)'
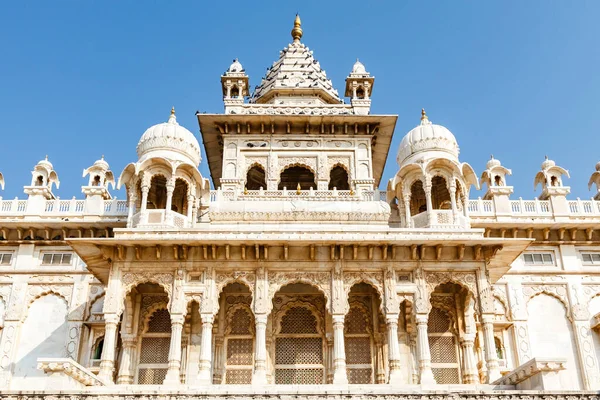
top-left (352, 59), bottom-right (366, 74)
top-left (136, 108), bottom-right (201, 166)
top-left (37, 156), bottom-right (53, 170)
top-left (228, 58), bottom-right (244, 73)
top-left (486, 156), bottom-right (501, 170)
top-left (397, 109), bottom-right (459, 166)
top-left (93, 156), bottom-right (109, 170)
top-left (541, 156), bottom-right (555, 170)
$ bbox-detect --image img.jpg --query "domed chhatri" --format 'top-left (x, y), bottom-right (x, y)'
top-left (136, 107), bottom-right (201, 167)
top-left (227, 58), bottom-right (244, 73)
top-left (397, 109), bottom-right (460, 166)
top-left (352, 59), bottom-right (366, 74)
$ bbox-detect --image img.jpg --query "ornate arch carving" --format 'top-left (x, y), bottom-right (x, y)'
top-left (345, 300), bottom-right (373, 335)
top-left (140, 302), bottom-right (170, 335)
top-left (327, 157), bottom-right (353, 180)
top-left (268, 272), bottom-right (330, 314)
top-left (425, 271), bottom-right (477, 297)
top-left (244, 159), bottom-right (268, 178)
top-left (120, 272), bottom-right (173, 317)
top-left (277, 157), bottom-right (317, 177)
top-left (274, 300), bottom-right (324, 335)
top-left (23, 285), bottom-right (72, 321)
top-left (343, 272), bottom-right (384, 314)
top-left (522, 285), bottom-right (570, 316)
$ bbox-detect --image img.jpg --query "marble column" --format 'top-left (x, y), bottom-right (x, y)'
top-left (253, 314), bottom-right (268, 385)
top-left (164, 314), bottom-right (185, 385)
top-left (332, 314), bottom-right (348, 384)
top-left (140, 185), bottom-right (149, 224)
top-left (98, 313), bottom-right (119, 383)
top-left (403, 194), bottom-right (412, 228)
top-left (460, 333), bottom-right (478, 384)
top-left (415, 314), bottom-right (436, 384)
top-left (424, 183), bottom-right (433, 226)
top-left (481, 315), bottom-right (502, 383)
top-left (116, 335), bottom-right (136, 384)
top-left (386, 315), bottom-right (402, 383)
top-left (197, 313), bottom-right (214, 384)
top-left (449, 185), bottom-right (458, 223)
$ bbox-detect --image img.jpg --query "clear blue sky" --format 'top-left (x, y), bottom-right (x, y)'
top-left (1, 1), bottom-right (599, 200)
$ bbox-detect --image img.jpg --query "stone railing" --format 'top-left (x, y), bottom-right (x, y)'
top-left (132, 209), bottom-right (190, 229)
top-left (411, 210), bottom-right (469, 230)
top-left (37, 358), bottom-right (106, 389)
top-left (492, 357), bottom-right (567, 390)
top-left (468, 197), bottom-right (600, 218)
top-left (0, 197), bottom-right (128, 216)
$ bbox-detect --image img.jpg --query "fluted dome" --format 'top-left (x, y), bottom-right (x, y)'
top-left (227, 58), bottom-right (244, 73)
top-left (541, 156), bottom-right (555, 170)
top-left (352, 59), bottom-right (366, 74)
top-left (136, 108), bottom-right (201, 166)
top-left (397, 110), bottom-right (459, 166)
top-left (486, 156), bottom-right (501, 170)
top-left (37, 156), bottom-right (54, 170)
top-left (92, 156), bottom-right (109, 170)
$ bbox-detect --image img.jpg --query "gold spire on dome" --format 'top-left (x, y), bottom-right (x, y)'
top-left (420, 108), bottom-right (429, 122)
top-left (291, 14), bottom-right (303, 42)
top-left (171, 106), bottom-right (176, 116)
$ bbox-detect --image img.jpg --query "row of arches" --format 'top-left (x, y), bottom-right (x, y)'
top-left (245, 164), bottom-right (350, 191)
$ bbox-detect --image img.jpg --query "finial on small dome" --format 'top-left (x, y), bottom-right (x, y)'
top-left (171, 106), bottom-right (175, 116)
top-left (490, 155), bottom-right (494, 159)
top-left (168, 106), bottom-right (177, 124)
top-left (291, 14), bottom-right (303, 42)
top-left (45, 155), bottom-right (48, 161)
top-left (545, 155), bottom-right (548, 160)
top-left (101, 155), bottom-right (104, 160)
top-left (421, 108), bottom-right (428, 122)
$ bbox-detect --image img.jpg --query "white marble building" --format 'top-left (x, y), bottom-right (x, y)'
top-left (0, 15), bottom-right (599, 398)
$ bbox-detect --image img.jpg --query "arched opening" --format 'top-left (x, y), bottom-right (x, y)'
top-left (356, 86), bottom-right (365, 99)
top-left (345, 283), bottom-right (383, 384)
top-left (214, 282), bottom-right (255, 384)
top-left (36, 175), bottom-right (44, 186)
top-left (171, 178), bottom-right (189, 214)
top-left (231, 86), bottom-right (240, 98)
top-left (93, 175), bottom-right (101, 186)
top-left (246, 164), bottom-right (266, 190)
top-left (528, 294), bottom-right (582, 389)
top-left (550, 176), bottom-right (558, 186)
top-left (278, 166), bottom-right (316, 191)
top-left (494, 175), bottom-right (502, 186)
top-left (148, 175), bottom-right (167, 209)
top-left (409, 180), bottom-right (426, 215)
top-left (328, 165), bottom-right (350, 190)
top-left (13, 294), bottom-right (69, 389)
top-left (271, 282), bottom-right (327, 384)
top-left (431, 176), bottom-right (451, 210)
top-left (428, 282), bottom-right (473, 384)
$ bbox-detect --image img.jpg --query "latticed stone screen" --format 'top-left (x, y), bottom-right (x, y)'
top-left (428, 306), bottom-right (460, 384)
top-left (275, 305), bottom-right (324, 384)
top-left (345, 306), bottom-right (373, 384)
top-left (224, 307), bottom-right (254, 384)
top-left (138, 368), bottom-right (167, 384)
top-left (137, 308), bottom-right (171, 384)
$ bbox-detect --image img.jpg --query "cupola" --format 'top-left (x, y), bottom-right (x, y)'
top-left (82, 156), bottom-right (115, 200)
top-left (534, 156), bottom-right (570, 200)
top-left (480, 155), bottom-right (513, 200)
top-left (136, 107), bottom-right (201, 167)
top-left (397, 109), bottom-right (460, 167)
top-left (345, 59), bottom-right (375, 115)
top-left (24, 156), bottom-right (60, 200)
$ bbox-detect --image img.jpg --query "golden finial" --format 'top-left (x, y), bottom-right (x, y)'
top-left (421, 108), bottom-right (428, 122)
top-left (244, 186), bottom-right (248, 195)
top-left (296, 182), bottom-right (302, 194)
top-left (291, 14), bottom-right (303, 42)
top-left (171, 106), bottom-right (176, 116)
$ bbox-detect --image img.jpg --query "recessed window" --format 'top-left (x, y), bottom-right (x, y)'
top-left (41, 252), bottom-right (72, 265)
top-left (0, 253), bottom-right (13, 265)
top-left (523, 252), bottom-right (554, 265)
top-left (582, 253), bottom-right (600, 265)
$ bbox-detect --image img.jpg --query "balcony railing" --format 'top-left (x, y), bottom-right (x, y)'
top-left (210, 188), bottom-right (387, 202)
top-left (131, 209), bottom-right (190, 229)
top-left (0, 197), bottom-right (128, 216)
top-left (411, 210), bottom-right (468, 229)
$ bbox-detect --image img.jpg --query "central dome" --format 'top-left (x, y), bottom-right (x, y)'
top-left (397, 109), bottom-right (459, 166)
top-left (136, 108), bottom-right (201, 166)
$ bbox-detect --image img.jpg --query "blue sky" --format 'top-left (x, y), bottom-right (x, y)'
top-left (1, 1), bottom-right (599, 200)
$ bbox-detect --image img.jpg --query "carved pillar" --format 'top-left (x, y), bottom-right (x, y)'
top-left (568, 283), bottom-right (600, 390)
top-left (164, 314), bottom-right (184, 385)
top-left (506, 282), bottom-right (532, 364)
top-left (331, 314), bottom-right (348, 384)
top-left (402, 194), bottom-right (412, 228)
top-left (326, 334), bottom-right (334, 384)
top-left (98, 313), bottom-right (119, 383)
top-left (197, 313), bottom-right (214, 384)
top-left (415, 314), bottom-right (436, 384)
top-left (481, 315), bottom-right (501, 383)
top-left (212, 335), bottom-right (224, 384)
top-left (127, 189), bottom-right (137, 228)
top-left (374, 333), bottom-right (386, 384)
top-left (386, 316), bottom-right (402, 383)
top-left (424, 181), bottom-right (433, 226)
top-left (449, 183), bottom-right (458, 223)
top-left (187, 194), bottom-right (194, 221)
top-left (140, 185), bottom-right (150, 224)
top-left (116, 336), bottom-right (136, 384)
top-left (253, 314), bottom-right (268, 385)
top-left (460, 333), bottom-right (478, 384)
